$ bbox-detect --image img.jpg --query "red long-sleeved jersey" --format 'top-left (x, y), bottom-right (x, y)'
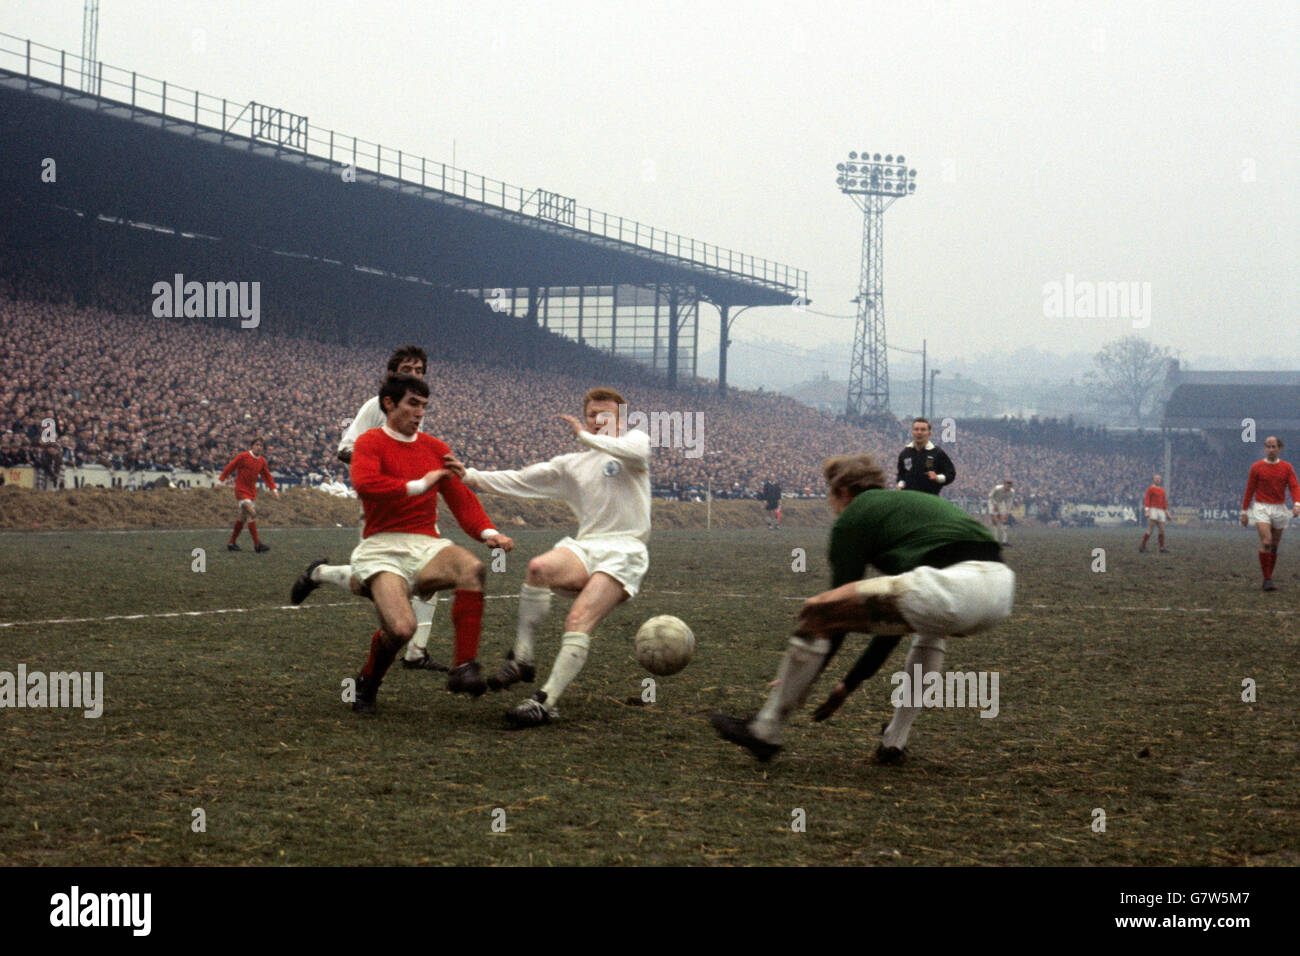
top-left (1242, 459), bottom-right (1300, 510)
top-left (350, 427), bottom-right (495, 540)
top-left (219, 451), bottom-right (276, 501)
top-left (1143, 486), bottom-right (1168, 510)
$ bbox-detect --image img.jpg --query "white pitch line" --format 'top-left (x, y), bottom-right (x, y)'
top-left (1, 591), bottom-right (1294, 630)
top-left (0, 594), bottom-right (522, 629)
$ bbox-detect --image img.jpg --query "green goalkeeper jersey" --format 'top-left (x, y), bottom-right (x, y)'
top-left (829, 488), bottom-right (998, 586)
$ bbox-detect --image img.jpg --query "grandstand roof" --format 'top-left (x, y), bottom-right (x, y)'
top-left (0, 34), bottom-right (803, 308)
top-left (1161, 369), bottom-right (1300, 430)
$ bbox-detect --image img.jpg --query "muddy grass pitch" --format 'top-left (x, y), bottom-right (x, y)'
top-left (1, 525), bottom-right (1295, 865)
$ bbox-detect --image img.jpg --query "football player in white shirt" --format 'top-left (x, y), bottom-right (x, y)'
top-left (987, 479), bottom-right (1014, 545)
top-left (453, 387), bottom-right (652, 728)
top-left (291, 346), bottom-right (445, 671)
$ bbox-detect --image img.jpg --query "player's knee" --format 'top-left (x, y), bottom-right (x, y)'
top-left (460, 555), bottom-right (486, 586)
top-left (388, 618), bottom-right (417, 644)
top-left (526, 556), bottom-right (552, 585)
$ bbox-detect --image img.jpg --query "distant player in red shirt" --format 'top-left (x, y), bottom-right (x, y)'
top-left (219, 437), bottom-right (279, 553)
top-left (1240, 436), bottom-right (1300, 591)
top-left (1139, 474), bottom-right (1170, 554)
top-left (326, 374), bottom-right (513, 713)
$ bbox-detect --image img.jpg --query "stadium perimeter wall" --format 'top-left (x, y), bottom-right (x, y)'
top-left (0, 486), bottom-right (838, 532)
top-left (0, 485), bottom-right (1240, 533)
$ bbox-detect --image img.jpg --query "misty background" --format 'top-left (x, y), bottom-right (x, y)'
top-left (5, 0), bottom-right (1296, 423)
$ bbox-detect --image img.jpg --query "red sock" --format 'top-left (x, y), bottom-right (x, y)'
top-left (451, 589), bottom-right (485, 666)
top-left (1158, 532), bottom-right (1165, 548)
top-left (1140, 533), bottom-right (1150, 549)
top-left (360, 629), bottom-right (400, 683)
top-left (248, 520), bottom-right (260, 546)
top-left (1260, 551), bottom-right (1271, 578)
top-left (229, 520), bottom-right (244, 544)
top-left (1266, 551), bottom-right (1278, 577)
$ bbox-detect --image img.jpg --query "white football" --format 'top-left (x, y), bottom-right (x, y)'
top-left (635, 615), bottom-right (695, 676)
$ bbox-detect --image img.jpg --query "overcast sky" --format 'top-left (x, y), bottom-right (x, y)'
top-left (7, 1), bottom-right (1297, 375)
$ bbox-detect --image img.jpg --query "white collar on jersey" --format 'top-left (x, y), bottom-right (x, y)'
top-left (381, 424), bottom-right (417, 443)
top-left (909, 441), bottom-right (936, 451)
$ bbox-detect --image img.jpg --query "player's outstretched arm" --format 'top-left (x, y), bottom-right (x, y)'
top-left (574, 426), bottom-right (651, 467)
top-left (463, 458), bottom-right (567, 500)
top-left (438, 471), bottom-right (507, 546)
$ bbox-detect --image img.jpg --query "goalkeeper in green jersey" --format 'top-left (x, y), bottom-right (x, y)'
top-left (711, 453), bottom-right (1015, 765)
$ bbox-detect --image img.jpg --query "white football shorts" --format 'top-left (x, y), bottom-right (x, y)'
top-left (351, 532), bottom-right (453, 595)
top-left (895, 560), bottom-right (1016, 638)
top-left (1249, 502), bottom-right (1293, 529)
top-left (555, 535), bottom-right (649, 599)
top-left (1146, 508), bottom-right (1168, 524)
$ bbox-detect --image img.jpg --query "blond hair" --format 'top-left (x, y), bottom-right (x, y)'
top-left (583, 387), bottom-right (626, 410)
top-left (822, 454), bottom-right (888, 497)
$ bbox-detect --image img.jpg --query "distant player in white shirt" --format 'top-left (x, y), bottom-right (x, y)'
top-left (987, 479), bottom-right (1015, 545)
top-left (291, 346), bottom-right (445, 671)
top-left (454, 387), bottom-right (652, 728)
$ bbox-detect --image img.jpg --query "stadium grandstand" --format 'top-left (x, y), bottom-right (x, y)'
top-left (1159, 366), bottom-right (1300, 517)
top-left (0, 33), bottom-right (1287, 523)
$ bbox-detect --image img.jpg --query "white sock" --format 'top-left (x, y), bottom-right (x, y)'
top-left (750, 636), bottom-right (831, 744)
top-left (881, 635), bottom-right (946, 750)
top-left (404, 597), bottom-right (437, 661)
top-left (312, 563), bottom-right (353, 591)
top-left (515, 584), bottom-right (552, 665)
top-left (539, 632), bottom-right (590, 707)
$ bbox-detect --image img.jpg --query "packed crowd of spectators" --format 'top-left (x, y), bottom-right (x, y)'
top-left (0, 223), bottom-right (1253, 510)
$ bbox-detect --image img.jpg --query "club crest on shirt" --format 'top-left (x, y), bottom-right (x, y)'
top-left (902, 458), bottom-right (912, 470)
top-left (602, 459), bottom-right (622, 477)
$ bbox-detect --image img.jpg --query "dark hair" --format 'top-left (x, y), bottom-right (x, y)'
top-left (251, 436), bottom-right (265, 447)
top-left (379, 373), bottom-right (430, 412)
top-left (387, 345), bottom-right (429, 375)
top-left (912, 417), bottom-right (930, 427)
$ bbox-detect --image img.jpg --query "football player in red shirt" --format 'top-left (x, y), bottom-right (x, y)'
top-left (334, 374), bottom-right (513, 713)
top-left (294, 346), bottom-right (447, 672)
top-left (1240, 436), bottom-right (1300, 591)
top-left (1139, 474), bottom-right (1170, 553)
top-left (219, 437), bottom-right (279, 552)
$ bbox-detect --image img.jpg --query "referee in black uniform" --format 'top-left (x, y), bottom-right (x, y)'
top-left (896, 417), bottom-right (955, 495)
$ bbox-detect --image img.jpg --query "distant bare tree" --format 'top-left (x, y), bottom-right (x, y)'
top-left (1085, 336), bottom-right (1175, 426)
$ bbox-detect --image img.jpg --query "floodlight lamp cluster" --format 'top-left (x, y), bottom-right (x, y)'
top-left (836, 151), bottom-right (917, 195)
